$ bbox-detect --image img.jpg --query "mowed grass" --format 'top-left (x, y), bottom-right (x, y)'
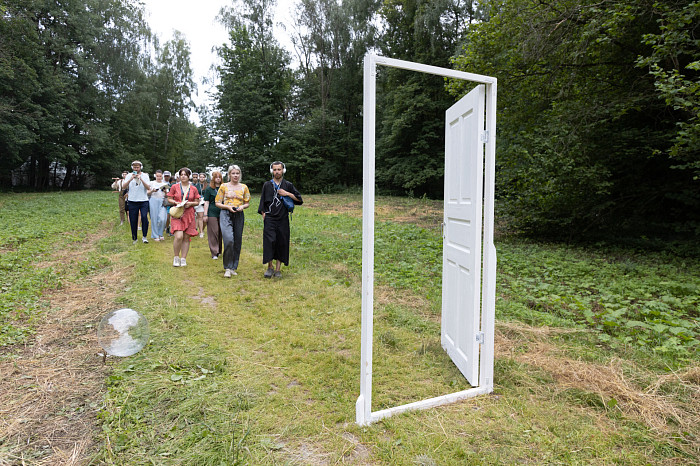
top-left (0, 191), bottom-right (117, 346)
top-left (1, 192), bottom-right (698, 464)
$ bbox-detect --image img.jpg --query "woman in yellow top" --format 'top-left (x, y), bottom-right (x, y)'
top-left (215, 165), bottom-right (251, 277)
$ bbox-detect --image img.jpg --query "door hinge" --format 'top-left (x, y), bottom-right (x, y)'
top-left (480, 130), bottom-right (489, 143)
top-left (476, 332), bottom-right (485, 344)
top-left (441, 222), bottom-right (445, 238)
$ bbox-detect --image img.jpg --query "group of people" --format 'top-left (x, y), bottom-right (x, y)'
top-left (111, 161), bottom-right (303, 278)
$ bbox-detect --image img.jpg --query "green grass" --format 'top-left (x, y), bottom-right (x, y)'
top-left (496, 240), bottom-right (700, 367)
top-left (0, 191), bottom-right (117, 345)
top-left (1, 192), bottom-right (697, 464)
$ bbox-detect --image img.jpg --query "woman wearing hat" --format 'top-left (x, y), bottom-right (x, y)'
top-left (123, 160), bottom-right (151, 244)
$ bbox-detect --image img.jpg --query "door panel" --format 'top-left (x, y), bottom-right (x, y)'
top-left (441, 85), bottom-right (485, 386)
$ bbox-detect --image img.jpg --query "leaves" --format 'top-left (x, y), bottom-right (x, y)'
top-left (1, 0), bottom-right (201, 189)
top-left (497, 239), bottom-right (700, 360)
top-left (451, 0), bottom-right (700, 238)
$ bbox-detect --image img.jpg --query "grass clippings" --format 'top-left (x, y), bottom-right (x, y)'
top-left (496, 321), bottom-right (700, 457)
top-left (0, 237), bottom-right (127, 465)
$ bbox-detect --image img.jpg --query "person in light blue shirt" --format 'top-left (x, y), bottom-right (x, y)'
top-left (148, 170), bottom-right (169, 241)
top-left (123, 160), bottom-right (151, 244)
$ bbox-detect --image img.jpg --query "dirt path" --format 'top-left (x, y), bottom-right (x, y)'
top-left (0, 230), bottom-right (128, 465)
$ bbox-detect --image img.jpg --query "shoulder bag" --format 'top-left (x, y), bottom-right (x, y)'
top-left (169, 183), bottom-right (190, 219)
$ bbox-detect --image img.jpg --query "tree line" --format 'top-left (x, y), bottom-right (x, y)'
top-left (207, 0), bottom-right (698, 238)
top-left (1, 0), bottom-right (198, 190)
top-left (2, 0), bottom-right (697, 239)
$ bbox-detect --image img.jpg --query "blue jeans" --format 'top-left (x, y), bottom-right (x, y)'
top-left (220, 210), bottom-right (245, 271)
top-left (128, 200), bottom-right (149, 240)
top-left (149, 197), bottom-right (167, 239)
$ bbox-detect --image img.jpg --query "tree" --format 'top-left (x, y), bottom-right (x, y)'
top-left (451, 0), bottom-right (699, 237)
top-left (0, 0), bottom-right (150, 189)
top-left (109, 31), bottom-right (197, 176)
top-left (280, 0), bottom-right (380, 190)
top-left (376, 0), bottom-right (478, 197)
top-left (213, 0), bottom-right (293, 187)
top-left (637, 0), bottom-right (700, 180)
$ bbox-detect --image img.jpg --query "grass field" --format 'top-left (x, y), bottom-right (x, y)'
top-left (0, 191), bottom-right (698, 464)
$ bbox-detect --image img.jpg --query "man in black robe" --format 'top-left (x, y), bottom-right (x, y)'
top-left (258, 161), bottom-right (303, 278)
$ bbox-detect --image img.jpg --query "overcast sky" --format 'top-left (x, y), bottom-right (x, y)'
top-left (141, 0), bottom-right (298, 124)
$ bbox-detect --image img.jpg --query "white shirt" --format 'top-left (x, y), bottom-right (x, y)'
top-left (126, 172), bottom-right (150, 202)
top-left (149, 180), bottom-right (169, 199)
top-left (111, 179), bottom-right (124, 191)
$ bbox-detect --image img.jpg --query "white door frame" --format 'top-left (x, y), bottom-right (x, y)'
top-left (356, 54), bottom-right (497, 426)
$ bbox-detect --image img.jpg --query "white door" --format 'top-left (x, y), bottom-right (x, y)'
top-left (441, 85), bottom-right (485, 386)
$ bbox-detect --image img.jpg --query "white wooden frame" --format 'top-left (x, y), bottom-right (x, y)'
top-left (356, 54), bottom-right (497, 426)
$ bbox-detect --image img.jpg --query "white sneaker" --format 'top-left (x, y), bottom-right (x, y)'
top-left (133, 240), bottom-right (137, 245)
top-left (173, 257), bottom-right (180, 267)
top-left (212, 255), bottom-right (218, 260)
top-left (231, 270), bottom-right (238, 276)
top-left (137, 227), bottom-right (141, 230)
top-left (224, 269), bottom-right (231, 278)
top-left (180, 258), bottom-right (187, 267)
top-left (199, 233), bottom-right (204, 238)
top-left (142, 237), bottom-right (148, 243)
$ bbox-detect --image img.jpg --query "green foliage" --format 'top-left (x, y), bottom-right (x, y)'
top-left (376, 0), bottom-right (479, 197)
top-left (636, 0), bottom-right (700, 177)
top-left (293, 195), bottom-right (699, 363)
top-left (110, 31), bottom-right (199, 175)
top-left (0, 0), bottom-right (150, 189)
top-left (213, 0), bottom-right (293, 187)
top-left (0, 191), bottom-right (116, 345)
top-left (496, 239), bottom-right (700, 364)
top-left (0, 0), bottom-right (203, 190)
top-left (273, 0), bottom-right (380, 191)
top-left (451, 0), bottom-right (700, 238)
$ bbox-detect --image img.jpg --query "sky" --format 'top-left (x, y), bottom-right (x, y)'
top-left (141, 0), bottom-right (298, 124)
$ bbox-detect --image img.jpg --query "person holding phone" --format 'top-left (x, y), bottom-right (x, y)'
top-left (123, 160), bottom-right (151, 244)
top-left (215, 165), bottom-right (250, 278)
top-left (110, 170), bottom-right (129, 225)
